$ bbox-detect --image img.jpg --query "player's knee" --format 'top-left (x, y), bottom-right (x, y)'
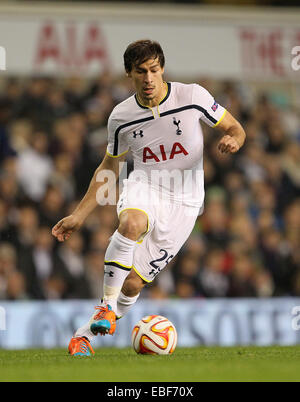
top-left (118, 212), bottom-right (147, 241)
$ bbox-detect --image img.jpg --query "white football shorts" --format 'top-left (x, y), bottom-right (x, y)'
top-left (116, 179), bottom-right (202, 283)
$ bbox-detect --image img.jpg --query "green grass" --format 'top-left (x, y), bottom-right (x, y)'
top-left (1, 346), bottom-right (300, 382)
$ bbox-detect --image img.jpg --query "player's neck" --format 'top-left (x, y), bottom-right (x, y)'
top-left (137, 81), bottom-right (168, 108)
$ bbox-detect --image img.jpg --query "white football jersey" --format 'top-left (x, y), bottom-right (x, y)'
top-left (106, 82), bottom-right (226, 207)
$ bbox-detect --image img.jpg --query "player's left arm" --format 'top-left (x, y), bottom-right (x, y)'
top-left (215, 111), bottom-right (246, 154)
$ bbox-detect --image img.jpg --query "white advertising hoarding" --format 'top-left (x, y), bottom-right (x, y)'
top-left (0, 298), bottom-right (300, 349)
top-left (0, 4), bottom-right (299, 80)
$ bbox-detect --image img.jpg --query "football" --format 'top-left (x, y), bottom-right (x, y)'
top-left (131, 315), bottom-right (177, 355)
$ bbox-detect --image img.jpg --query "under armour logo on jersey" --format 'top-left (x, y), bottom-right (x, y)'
top-left (104, 270), bottom-right (114, 277)
top-left (173, 118), bottom-right (182, 135)
top-left (148, 268), bottom-right (159, 278)
top-left (133, 130), bottom-right (144, 138)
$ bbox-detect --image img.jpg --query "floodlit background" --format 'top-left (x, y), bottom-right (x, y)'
top-left (0, 0), bottom-right (299, 348)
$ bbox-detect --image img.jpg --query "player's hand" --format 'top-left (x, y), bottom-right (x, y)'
top-left (51, 214), bottom-right (83, 242)
top-left (218, 135), bottom-right (240, 154)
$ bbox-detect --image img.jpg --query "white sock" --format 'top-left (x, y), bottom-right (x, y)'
top-left (116, 291), bottom-right (140, 319)
top-left (74, 321), bottom-right (95, 341)
top-left (74, 231), bottom-right (137, 341)
top-left (103, 230), bottom-right (137, 311)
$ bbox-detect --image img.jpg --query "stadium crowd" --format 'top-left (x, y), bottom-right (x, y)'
top-left (0, 74), bottom-right (299, 301)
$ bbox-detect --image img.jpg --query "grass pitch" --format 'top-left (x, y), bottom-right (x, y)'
top-left (1, 346), bottom-right (300, 382)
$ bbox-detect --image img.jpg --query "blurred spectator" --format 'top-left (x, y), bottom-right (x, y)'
top-left (46, 86), bottom-right (71, 120)
top-left (57, 232), bottom-right (91, 298)
top-left (13, 77), bottom-right (51, 129)
top-left (49, 153), bottom-right (76, 201)
top-left (11, 205), bottom-right (39, 251)
top-left (0, 170), bottom-right (20, 206)
top-left (0, 243), bottom-right (27, 300)
top-left (17, 130), bottom-right (53, 201)
top-left (197, 248), bottom-right (230, 297)
top-left (201, 191), bottom-right (229, 248)
top-left (0, 199), bottom-right (11, 241)
top-left (0, 126), bottom-right (16, 163)
top-left (17, 225), bottom-right (65, 299)
top-left (259, 228), bottom-right (298, 296)
top-left (228, 253), bottom-right (258, 297)
top-left (38, 185), bottom-right (65, 227)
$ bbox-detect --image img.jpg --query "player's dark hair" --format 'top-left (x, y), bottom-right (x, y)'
top-left (123, 39), bottom-right (165, 73)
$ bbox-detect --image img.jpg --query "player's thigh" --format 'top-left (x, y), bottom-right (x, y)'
top-left (132, 205), bottom-right (198, 283)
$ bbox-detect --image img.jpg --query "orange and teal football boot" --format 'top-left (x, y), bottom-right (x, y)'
top-left (68, 336), bottom-right (95, 357)
top-left (89, 304), bottom-right (116, 336)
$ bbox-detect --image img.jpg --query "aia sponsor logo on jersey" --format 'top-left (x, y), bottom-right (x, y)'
top-left (143, 142), bottom-right (188, 163)
top-left (211, 101), bottom-right (219, 112)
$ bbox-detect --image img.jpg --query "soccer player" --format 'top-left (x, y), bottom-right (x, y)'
top-left (52, 40), bottom-right (246, 356)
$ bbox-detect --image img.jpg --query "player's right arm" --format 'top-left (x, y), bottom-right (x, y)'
top-left (52, 152), bottom-right (125, 242)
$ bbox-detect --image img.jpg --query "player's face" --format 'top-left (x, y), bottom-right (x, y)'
top-left (129, 58), bottom-right (165, 106)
